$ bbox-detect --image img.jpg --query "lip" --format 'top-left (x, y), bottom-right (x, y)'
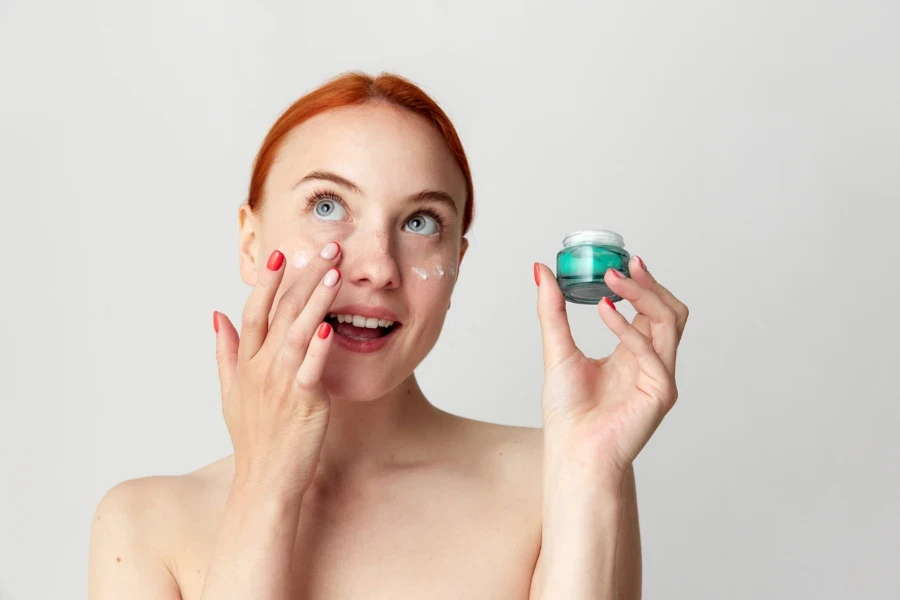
top-left (328, 303), bottom-right (402, 323)
top-left (326, 303), bottom-right (403, 355)
top-left (331, 322), bottom-right (402, 354)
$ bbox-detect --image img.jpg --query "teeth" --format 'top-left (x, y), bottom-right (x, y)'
top-left (328, 313), bottom-right (395, 328)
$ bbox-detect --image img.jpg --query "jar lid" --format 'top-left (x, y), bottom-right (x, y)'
top-left (562, 230), bottom-right (625, 248)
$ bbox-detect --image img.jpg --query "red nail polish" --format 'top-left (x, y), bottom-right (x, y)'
top-left (267, 250), bottom-right (285, 271)
top-left (213, 311), bottom-right (219, 333)
top-left (601, 297), bottom-right (617, 311)
top-left (635, 256), bottom-right (647, 271)
top-left (317, 321), bottom-right (332, 339)
top-left (533, 263), bottom-right (540, 286)
top-left (606, 268), bottom-right (622, 279)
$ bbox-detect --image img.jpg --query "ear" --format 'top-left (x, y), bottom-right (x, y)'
top-left (458, 236), bottom-right (469, 269)
top-left (238, 203), bottom-right (260, 286)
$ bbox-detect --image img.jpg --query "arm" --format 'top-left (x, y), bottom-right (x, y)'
top-left (530, 464), bottom-right (642, 600)
top-left (197, 478), bottom-right (303, 599)
top-left (531, 256), bottom-right (687, 599)
top-left (88, 479), bottom-right (182, 600)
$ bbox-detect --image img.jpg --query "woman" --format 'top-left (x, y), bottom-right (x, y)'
top-left (87, 72), bottom-right (689, 599)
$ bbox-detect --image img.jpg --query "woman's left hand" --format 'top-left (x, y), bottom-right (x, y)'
top-left (534, 255), bottom-right (689, 488)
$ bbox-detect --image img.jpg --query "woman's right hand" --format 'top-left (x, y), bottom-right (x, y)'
top-left (212, 242), bottom-right (343, 499)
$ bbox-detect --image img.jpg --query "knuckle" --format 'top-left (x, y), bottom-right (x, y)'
top-left (294, 374), bottom-right (315, 390)
top-left (284, 321), bottom-right (313, 349)
top-left (659, 379), bottom-right (678, 408)
top-left (662, 305), bottom-right (679, 323)
top-left (277, 292), bottom-right (306, 318)
top-left (294, 398), bottom-right (330, 422)
top-left (242, 303), bottom-right (266, 329)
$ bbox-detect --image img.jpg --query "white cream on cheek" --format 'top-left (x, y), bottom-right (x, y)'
top-left (411, 262), bottom-right (455, 281)
top-left (292, 249), bottom-right (311, 269)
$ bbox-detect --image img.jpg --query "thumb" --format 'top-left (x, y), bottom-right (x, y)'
top-left (213, 311), bottom-right (239, 397)
top-left (534, 262), bottom-right (578, 370)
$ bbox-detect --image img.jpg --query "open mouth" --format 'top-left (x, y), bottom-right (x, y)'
top-left (324, 313), bottom-right (401, 341)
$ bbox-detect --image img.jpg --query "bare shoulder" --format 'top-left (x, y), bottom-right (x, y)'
top-left (444, 413), bottom-right (544, 500)
top-left (91, 456), bottom-right (233, 532)
top-left (449, 412), bottom-right (543, 460)
top-left (88, 456), bottom-right (234, 597)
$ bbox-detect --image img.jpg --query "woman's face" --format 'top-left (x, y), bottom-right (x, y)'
top-left (238, 102), bottom-right (469, 401)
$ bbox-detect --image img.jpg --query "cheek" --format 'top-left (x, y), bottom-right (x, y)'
top-left (407, 257), bottom-right (457, 296)
top-left (287, 232), bottom-right (332, 270)
top-left (269, 241), bottom-right (320, 310)
top-left (291, 248), bottom-right (312, 269)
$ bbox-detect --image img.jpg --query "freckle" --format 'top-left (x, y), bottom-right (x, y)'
top-left (96, 515), bottom-right (102, 521)
top-left (116, 557), bottom-right (121, 563)
top-left (196, 569), bottom-right (201, 574)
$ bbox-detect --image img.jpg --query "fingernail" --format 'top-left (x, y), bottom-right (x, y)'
top-left (606, 268), bottom-right (623, 279)
top-left (317, 321), bottom-right (332, 339)
top-left (634, 255), bottom-right (646, 272)
top-left (323, 268), bottom-right (341, 287)
top-left (533, 262), bottom-right (541, 286)
top-left (601, 297), bottom-right (617, 311)
top-left (213, 311), bottom-right (219, 333)
top-left (320, 242), bottom-right (340, 260)
top-left (267, 250), bottom-right (285, 271)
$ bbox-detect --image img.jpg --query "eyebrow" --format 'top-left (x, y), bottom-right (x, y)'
top-left (293, 170), bottom-right (459, 215)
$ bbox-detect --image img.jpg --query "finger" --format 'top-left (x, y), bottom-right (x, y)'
top-left (273, 267), bottom-right (342, 383)
top-left (598, 297), bottom-right (673, 395)
top-left (628, 255), bottom-right (689, 336)
top-left (213, 311), bottom-right (239, 397)
top-left (535, 262), bottom-right (579, 370)
top-left (265, 241), bottom-right (342, 352)
top-left (603, 266), bottom-right (679, 374)
top-left (239, 248), bottom-right (288, 363)
top-left (293, 320), bottom-right (336, 394)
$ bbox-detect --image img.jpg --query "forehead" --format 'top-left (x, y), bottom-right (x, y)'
top-left (268, 102), bottom-right (466, 206)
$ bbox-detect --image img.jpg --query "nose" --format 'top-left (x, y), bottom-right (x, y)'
top-left (341, 229), bottom-right (401, 290)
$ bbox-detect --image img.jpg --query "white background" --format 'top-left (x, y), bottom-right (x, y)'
top-left (1, 0), bottom-right (898, 598)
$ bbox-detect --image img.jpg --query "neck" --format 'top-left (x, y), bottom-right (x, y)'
top-left (311, 373), bottom-right (449, 488)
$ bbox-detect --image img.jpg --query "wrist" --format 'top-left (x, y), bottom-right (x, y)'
top-left (230, 469), bottom-right (309, 512)
top-left (542, 438), bottom-right (630, 498)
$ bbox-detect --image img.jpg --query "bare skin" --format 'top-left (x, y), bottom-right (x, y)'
top-left (88, 101), bottom-right (640, 599)
top-left (90, 407), bottom-right (545, 599)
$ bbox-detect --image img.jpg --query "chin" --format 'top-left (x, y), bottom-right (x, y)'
top-left (321, 369), bottom-right (396, 402)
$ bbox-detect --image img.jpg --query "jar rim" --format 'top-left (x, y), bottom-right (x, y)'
top-left (562, 230), bottom-right (625, 248)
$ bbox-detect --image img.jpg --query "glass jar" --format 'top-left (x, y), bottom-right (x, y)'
top-left (556, 230), bottom-right (631, 304)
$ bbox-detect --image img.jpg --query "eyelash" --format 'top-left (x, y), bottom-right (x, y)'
top-left (304, 188), bottom-right (449, 230)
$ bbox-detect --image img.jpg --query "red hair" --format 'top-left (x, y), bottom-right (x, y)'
top-left (247, 72), bottom-right (475, 236)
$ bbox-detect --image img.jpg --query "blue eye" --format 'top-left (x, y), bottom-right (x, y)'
top-left (312, 197), bottom-right (347, 221)
top-left (404, 214), bottom-right (439, 235)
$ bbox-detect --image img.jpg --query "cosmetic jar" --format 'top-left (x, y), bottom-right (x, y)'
top-left (556, 230), bottom-right (631, 304)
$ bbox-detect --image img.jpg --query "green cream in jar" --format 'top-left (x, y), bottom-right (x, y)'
top-left (556, 230), bottom-right (631, 304)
